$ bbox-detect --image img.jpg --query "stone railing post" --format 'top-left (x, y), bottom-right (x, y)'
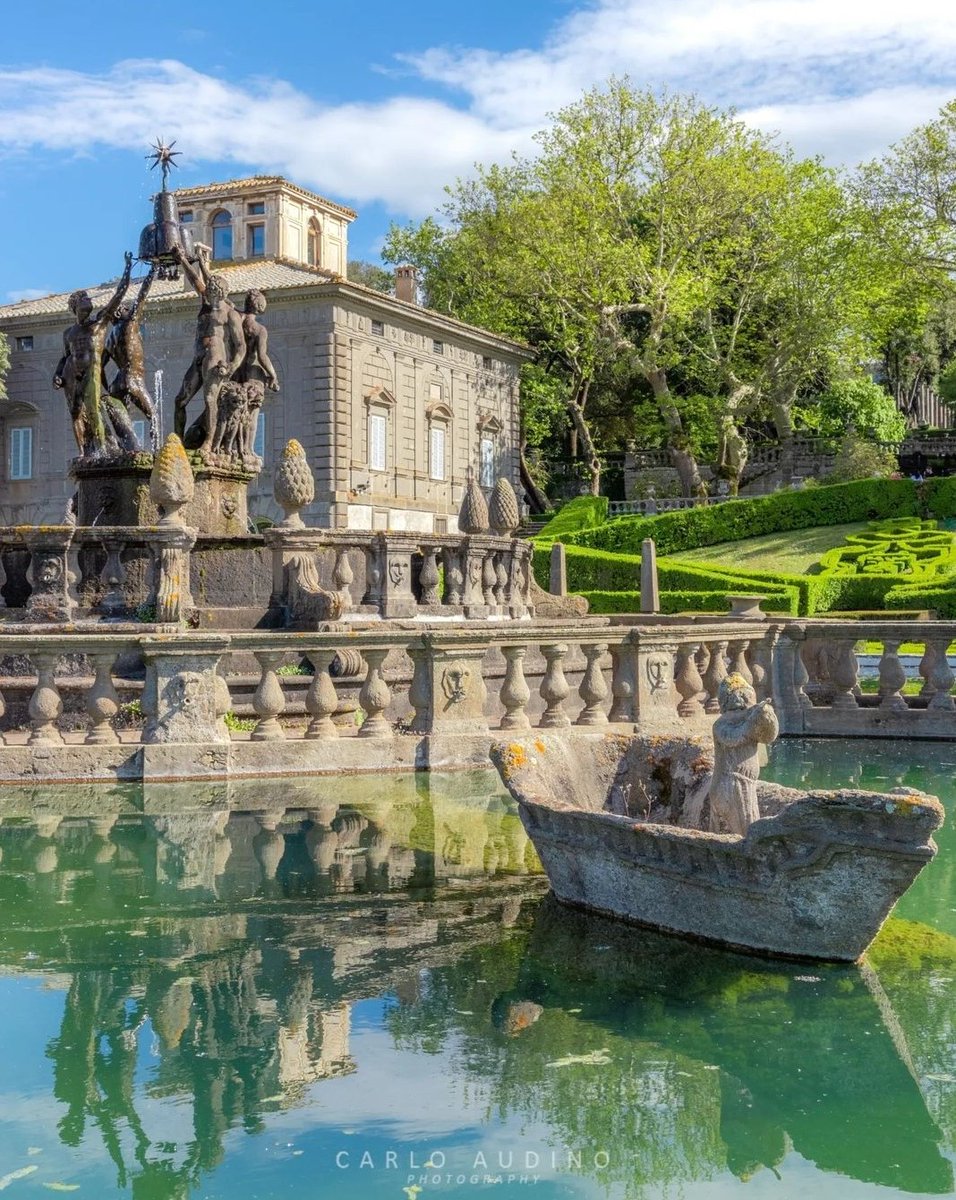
top-left (24, 527), bottom-right (76, 622)
top-left (770, 627), bottom-right (809, 734)
top-left (407, 635), bottom-right (490, 735)
top-left (147, 527), bottom-right (197, 624)
top-left (377, 534), bottom-right (418, 619)
top-left (609, 638), bottom-right (637, 723)
top-left (632, 634), bottom-right (679, 731)
top-left (141, 635), bottom-right (231, 745)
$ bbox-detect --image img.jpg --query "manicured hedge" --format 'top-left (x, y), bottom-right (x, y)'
top-left (569, 479), bottom-right (920, 558)
top-left (535, 495), bottom-right (609, 541)
top-left (883, 577), bottom-right (956, 619)
top-left (923, 477), bottom-right (956, 519)
top-left (817, 518), bottom-right (956, 580)
top-left (580, 590), bottom-right (795, 616)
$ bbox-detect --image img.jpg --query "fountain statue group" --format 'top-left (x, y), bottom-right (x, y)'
top-left (54, 204), bottom-right (279, 467)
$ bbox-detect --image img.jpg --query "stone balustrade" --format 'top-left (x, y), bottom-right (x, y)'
top-left (0, 620), bottom-right (773, 781)
top-left (773, 619), bottom-right (956, 738)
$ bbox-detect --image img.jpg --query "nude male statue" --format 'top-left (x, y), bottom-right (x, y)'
top-left (54, 251), bottom-right (133, 456)
top-left (171, 244), bottom-right (244, 454)
top-left (103, 262), bottom-right (157, 451)
top-left (235, 288), bottom-right (280, 458)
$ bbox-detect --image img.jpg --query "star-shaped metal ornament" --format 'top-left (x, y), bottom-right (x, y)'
top-left (146, 139), bottom-right (182, 189)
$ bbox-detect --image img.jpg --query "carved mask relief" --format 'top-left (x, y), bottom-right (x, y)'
top-left (645, 655), bottom-right (671, 694)
top-left (441, 664), bottom-right (471, 704)
top-left (387, 559), bottom-right (409, 586)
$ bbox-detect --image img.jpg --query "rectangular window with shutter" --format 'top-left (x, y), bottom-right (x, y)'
top-left (480, 435), bottom-right (495, 487)
top-left (369, 411), bottom-right (387, 471)
top-left (9, 427), bottom-right (33, 480)
top-left (430, 424), bottom-right (446, 481)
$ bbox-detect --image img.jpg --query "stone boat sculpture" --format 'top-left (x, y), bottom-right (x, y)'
top-left (492, 678), bottom-right (944, 962)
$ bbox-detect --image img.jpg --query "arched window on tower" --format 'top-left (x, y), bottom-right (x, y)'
top-left (211, 209), bottom-right (233, 260)
top-left (307, 220), bottom-right (321, 267)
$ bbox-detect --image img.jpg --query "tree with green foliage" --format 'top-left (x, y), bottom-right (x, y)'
top-left (346, 260), bottom-right (393, 292)
top-left (801, 378), bottom-right (907, 444)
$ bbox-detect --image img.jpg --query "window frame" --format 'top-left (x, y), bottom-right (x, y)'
top-left (211, 209), bottom-right (233, 260)
top-left (9, 426), bottom-right (33, 481)
top-left (15, 336), bottom-right (33, 352)
top-left (479, 434), bottom-right (496, 488)
top-left (247, 222), bottom-right (266, 258)
top-left (429, 422), bottom-right (447, 481)
top-left (368, 410), bottom-right (388, 472)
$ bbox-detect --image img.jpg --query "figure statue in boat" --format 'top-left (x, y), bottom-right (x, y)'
top-left (54, 251), bottom-right (133, 457)
top-left (171, 243), bottom-right (244, 455)
top-left (708, 673), bottom-right (779, 836)
top-left (207, 288), bottom-right (279, 461)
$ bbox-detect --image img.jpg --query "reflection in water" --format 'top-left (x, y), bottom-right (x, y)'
top-left (0, 753), bottom-right (952, 1199)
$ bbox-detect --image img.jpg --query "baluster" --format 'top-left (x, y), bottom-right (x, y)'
top-left (878, 638), bottom-right (908, 711)
top-left (305, 649), bottom-right (339, 738)
top-left (793, 642), bottom-right (812, 709)
top-left (0, 686), bottom-right (5, 746)
top-left (214, 669), bottom-right (232, 738)
top-left (539, 643), bottom-right (571, 728)
top-left (332, 548), bottom-right (354, 609)
top-left (362, 544), bottom-right (382, 605)
top-left (494, 553), bottom-right (508, 608)
top-left (918, 641), bottom-right (938, 699)
top-left (251, 650), bottom-right (287, 741)
top-left (746, 638), bottom-right (772, 701)
top-left (500, 645), bottom-right (531, 730)
top-left (674, 641), bottom-right (705, 718)
top-left (830, 639), bottom-right (860, 710)
top-left (419, 545), bottom-right (441, 606)
top-left (358, 647), bottom-right (392, 738)
top-left (577, 642), bottom-right (609, 726)
top-left (99, 539), bottom-right (127, 617)
top-left (727, 640), bottom-right (753, 685)
top-left (0, 545), bottom-right (6, 608)
top-left (443, 547), bottom-right (463, 606)
top-left (702, 641), bottom-right (728, 714)
top-left (85, 652), bottom-right (120, 745)
top-left (482, 552), bottom-right (497, 608)
top-left (609, 641), bottom-right (636, 722)
top-left (28, 652), bottom-right (63, 745)
top-left (927, 638), bottom-right (955, 711)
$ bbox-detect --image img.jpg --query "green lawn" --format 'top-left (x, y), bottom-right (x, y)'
top-left (670, 522), bottom-right (870, 575)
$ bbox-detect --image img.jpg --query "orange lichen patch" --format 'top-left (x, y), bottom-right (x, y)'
top-left (534, 739), bottom-right (546, 754)
top-left (499, 743), bottom-right (529, 781)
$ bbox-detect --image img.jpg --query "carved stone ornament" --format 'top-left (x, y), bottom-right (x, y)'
top-left (489, 477), bottom-right (520, 536)
top-left (274, 438), bottom-right (315, 529)
top-left (388, 559), bottom-right (409, 586)
top-left (646, 655), bottom-right (670, 692)
top-left (441, 664), bottom-right (471, 704)
top-left (458, 466), bottom-right (490, 534)
top-left (150, 433), bottom-right (195, 526)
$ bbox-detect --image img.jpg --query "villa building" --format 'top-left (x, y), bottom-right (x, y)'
top-left (0, 176), bottom-right (529, 530)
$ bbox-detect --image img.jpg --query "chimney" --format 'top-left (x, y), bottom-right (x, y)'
top-left (394, 264), bottom-right (418, 304)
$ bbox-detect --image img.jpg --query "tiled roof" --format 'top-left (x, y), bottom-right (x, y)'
top-left (0, 258), bottom-right (339, 319)
top-left (173, 175), bottom-right (357, 219)
top-left (0, 258), bottom-right (532, 355)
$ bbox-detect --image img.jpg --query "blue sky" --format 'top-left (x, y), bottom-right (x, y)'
top-left (2, 0), bottom-right (955, 302)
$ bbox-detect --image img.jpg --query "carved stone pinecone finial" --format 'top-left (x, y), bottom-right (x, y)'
top-left (150, 434), bottom-right (194, 526)
top-left (458, 465), bottom-right (490, 535)
top-left (274, 439), bottom-right (315, 528)
top-left (489, 477), bottom-right (520, 536)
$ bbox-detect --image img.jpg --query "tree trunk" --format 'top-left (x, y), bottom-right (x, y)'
top-left (771, 391), bottom-right (796, 488)
top-left (646, 367), bottom-right (702, 497)
top-left (566, 380), bottom-right (601, 497)
top-left (519, 443), bottom-right (550, 515)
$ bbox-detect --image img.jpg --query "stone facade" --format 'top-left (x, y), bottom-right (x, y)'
top-left (0, 179), bottom-right (529, 532)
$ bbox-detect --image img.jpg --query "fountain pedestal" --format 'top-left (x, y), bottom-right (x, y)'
top-left (72, 455), bottom-right (256, 536)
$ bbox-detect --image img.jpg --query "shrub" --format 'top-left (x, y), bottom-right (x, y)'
top-left (582, 589), bottom-right (795, 615)
top-left (570, 480), bottom-right (919, 558)
top-left (817, 518), bottom-right (956, 580)
top-left (827, 434), bottom-right (899, 484)
top-left (807, 377), bottom-right (907, 443)
top-left (883, 577), bottom-right (956, 619)
top-left (536, 494), bottom-right (609, 541)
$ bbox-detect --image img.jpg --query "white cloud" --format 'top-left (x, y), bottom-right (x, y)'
top-left (4, 288), bottom-right (53, 304)
top-left (0, 1), bottom-right (954, 217)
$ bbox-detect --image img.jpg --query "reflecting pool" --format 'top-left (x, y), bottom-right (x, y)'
top-left (0, 746), bottom-right (953, 1198)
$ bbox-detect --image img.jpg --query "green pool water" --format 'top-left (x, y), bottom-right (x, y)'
top-left (0, 748), bottom-right (952, 1199)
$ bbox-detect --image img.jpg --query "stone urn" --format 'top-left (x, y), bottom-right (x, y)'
top-left (274, 439), bottom-right (315, 529)
top-left (489, 477), bottom-right (520, 536)
top-left (150, 434), bottom-right (195, 526)
top-left (458, 466), bottom-right (489, 534)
